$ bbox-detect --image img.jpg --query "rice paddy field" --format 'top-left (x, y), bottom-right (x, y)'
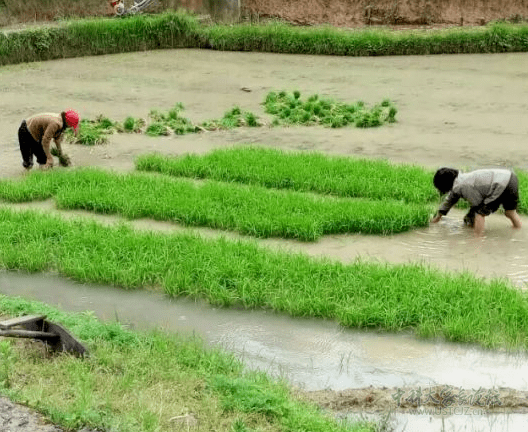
top-left (2, 14), bottom-right (528, 432)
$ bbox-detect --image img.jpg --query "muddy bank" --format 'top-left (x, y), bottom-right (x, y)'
top-left (303, 386), bottom-right (528, 414)
top-left (242, 0), bottom-right (528, 27)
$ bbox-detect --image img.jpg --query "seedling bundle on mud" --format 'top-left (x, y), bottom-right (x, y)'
top-left (65, 92), bottom-right (397, 144)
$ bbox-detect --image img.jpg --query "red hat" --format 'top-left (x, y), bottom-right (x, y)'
top-left (64, 110), bottom-right (80, 134)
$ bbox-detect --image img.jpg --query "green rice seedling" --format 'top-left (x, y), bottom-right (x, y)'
top-left (135, 147), bottom-right (438, 204)
top-left (202, 20), bottom-right (528, 57)
top-left (263, 90), bottom-right (397, 128)
top-left (145, 121), bottom-right (171, 137)
top-left (202, 106), bottom-right (262, 130)
top-left (1, 208), bottom-right (528, 351)
top-left (0, 296), bottom-right (373, 432)
top-left (0, 168), bottom-right (432, 239)
top-left (121, 116), bottom-right (146, 133)
top-left (4, 14), bottom-right (528, 67)
top-left (50, 147), bottom-right (72, 167)
top-left (146, 104), bottom-right (198, 135)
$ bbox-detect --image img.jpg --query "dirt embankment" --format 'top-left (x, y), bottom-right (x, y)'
top-left (301, 386), bottom-right (528, 414)
top-left (241, 0), bottom-right (528, 27)
top-left (3, 0), bottom-right (528, 28)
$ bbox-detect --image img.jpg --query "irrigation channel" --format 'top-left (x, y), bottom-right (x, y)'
top-left (2, 49), bottom-right (528, 431)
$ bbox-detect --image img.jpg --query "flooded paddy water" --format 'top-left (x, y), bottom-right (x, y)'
top-left (2, 49), bottom-right (528, 430)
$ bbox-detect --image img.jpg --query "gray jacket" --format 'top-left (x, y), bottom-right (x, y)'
top-left (438, 169), bottom-right (512, 215)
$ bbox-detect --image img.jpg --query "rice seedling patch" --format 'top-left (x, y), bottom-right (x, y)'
top-left (263, 91), bottom-right (397, 128)
top-left (0, 168), bottom-right (432, 239)
top-left (0, 209), bottom-right (527, 351)
top-left (136, 147), bottom-right (437, 204)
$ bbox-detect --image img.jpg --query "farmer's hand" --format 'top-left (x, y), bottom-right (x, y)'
top-left (58, 154), bottom-right (72, 167)
top-left (431, 213), bottom-right (442, 223)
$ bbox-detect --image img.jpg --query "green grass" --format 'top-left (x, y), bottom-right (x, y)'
top-left (135, 147), bottom-right (438, 204)
top-left (202, 20), bottom-right (528, 56)
top-left (0, 208), bottom-right (527, 351)
top-left (0, 10), bottom-right (203, 66)
top-left (0, 168), bottom-right (432, 239)
top-left (4, 12), bottom-right (528, 66)
top-left (264, 91), bottom-right (397, 128)
top-left (0, 296), bottom-right (374, 432)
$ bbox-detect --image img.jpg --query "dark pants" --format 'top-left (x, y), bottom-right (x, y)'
top-left (18, 120), bottom-right (47, 168)
top-left (464, 173), bottom-right (519, 227)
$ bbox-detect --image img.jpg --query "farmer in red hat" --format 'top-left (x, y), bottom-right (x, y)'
top-left (18, 110), bottom-right (79, 170)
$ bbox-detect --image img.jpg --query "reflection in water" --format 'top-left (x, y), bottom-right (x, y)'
top-left (344, 412), bottom-right (528, 432)
top-left (1, 271), bottom-right (528, 393)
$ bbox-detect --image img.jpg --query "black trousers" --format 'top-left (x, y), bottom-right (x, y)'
top-left (18, 120), bottom-right (47, 168)
top-left (464, 173), bottom-right (520, 226)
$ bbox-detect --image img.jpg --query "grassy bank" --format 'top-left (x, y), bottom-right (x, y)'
top-left (0, 296), bottom-right (373, 432)
top-left (0, 208), bottom-right (527, 350)
top-left (3, 10), bottom-right (528, 66)
top-left (0, 168), bottom-right (432, 239)
top-left (135, 147), bottom-right (438, 204)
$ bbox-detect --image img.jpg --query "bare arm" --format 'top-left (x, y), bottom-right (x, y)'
top-left (41, 125), bottom-right (57, 167)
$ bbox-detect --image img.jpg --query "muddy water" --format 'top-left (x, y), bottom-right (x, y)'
top-left (2, 49), bottom-right (528, 429)
top-left (2, 271), bottom-right (528, 393)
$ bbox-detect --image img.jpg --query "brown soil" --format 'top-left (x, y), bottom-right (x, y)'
top-left (2, 0), bottom-right (528, 29)
top-left (242, 0), bottom-right (528, 27)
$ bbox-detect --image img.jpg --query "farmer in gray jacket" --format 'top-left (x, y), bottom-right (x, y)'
top-left (431, 167), bottom-right (522, 236)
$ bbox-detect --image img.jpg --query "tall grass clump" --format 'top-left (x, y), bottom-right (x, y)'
top-left (135, 147), bottom-right (438, 204)
top-left (0, 10), bottom-right (203, 66)
top-left (4, 15), bottom-right (528, 66)
top-left (0, 168), bottom-right (432, 239)
top-left (264, 91), bottom-right (397, 128)
top-left (202, 21), bottom-right (528, 56)
top-left (0, 208), bottom-right (527, 351)
top-left (0, 296), bottom-right (374, 432)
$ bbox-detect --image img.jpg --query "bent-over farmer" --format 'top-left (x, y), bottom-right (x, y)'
top-left (18, 110), bottom-right (79, 170)
top-left (431, 167), bottom-right (522, 236)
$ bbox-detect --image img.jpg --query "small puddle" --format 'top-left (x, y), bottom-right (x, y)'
top-left (344, 412), bottom-right (528, 432)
